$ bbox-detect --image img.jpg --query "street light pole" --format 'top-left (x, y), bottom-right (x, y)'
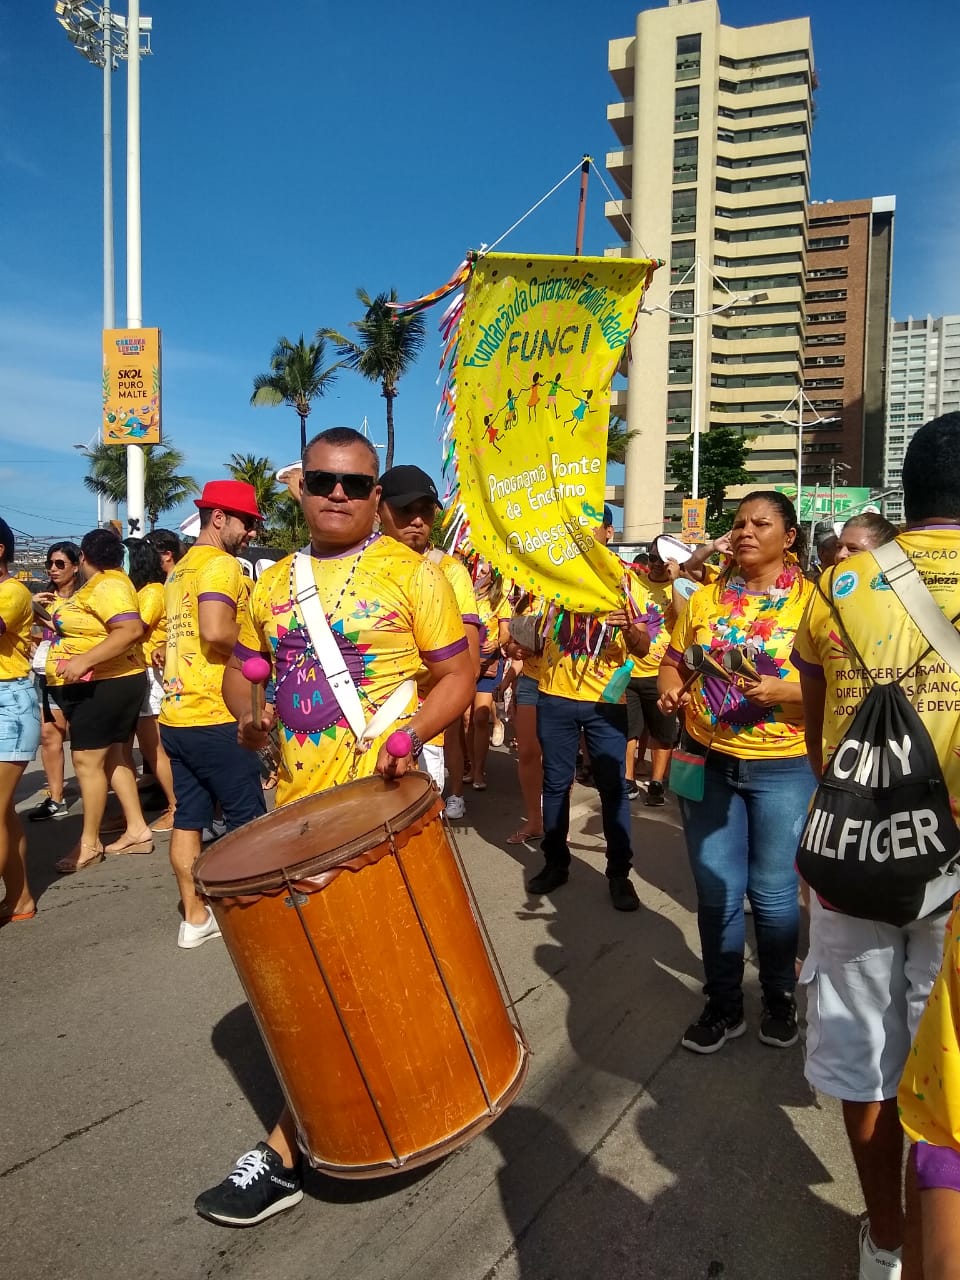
top-left (125, 0), bottom-right (145, 535)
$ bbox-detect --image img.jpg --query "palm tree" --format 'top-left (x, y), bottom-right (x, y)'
top-left (81, 440), bottom-right (198, 531)
top-left (323, 288), bottom-right (427, 469)
top-left (607, 414), bottom-right (639, 466)
top-left (251, 331), bottom-right (341, 454)
top-left (266, 493), bottom-right (309, 554)
top-left (225, 452), bottom-right (280, 526)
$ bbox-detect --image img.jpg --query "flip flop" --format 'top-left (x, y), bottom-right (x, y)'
top-left (506, 830), bottom-right (543, 845)
top-left (0, 908), bottom-right (37, 925)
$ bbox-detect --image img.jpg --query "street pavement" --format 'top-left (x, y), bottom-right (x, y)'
top-left (2, 745), bottom-right (865, 1280)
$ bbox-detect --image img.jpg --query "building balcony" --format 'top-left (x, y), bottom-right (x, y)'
top-left (607, 99), bottom-right (634, 147)
top-left (608, 37), bottom-right (635, 97)
top-left (604, 198), bottom-right (632, 241)
top-left (605, 147), bottom-right (633, 197)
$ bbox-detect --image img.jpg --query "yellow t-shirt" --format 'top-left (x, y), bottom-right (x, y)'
top-left (418, 550), bottom-right (480, 744)
top-left (46, 569), bottom-right (145, 685)
top-left (137, 581), bottom-right (167, 668)
top-left (0, 578), bottom-right (34, 680)
top-left (235, 535), bottom-right (468, 807)
top-left (477, 590), bottom-right (511, 654)
top-left (537, 574), bottom-right (648, 703)
top-left (899, 895), bottom-right (960, 1152)
top-left (793, 532), bottom-right (960, 800)
top-left (666, 569), bottom-right (812, 759)
top-left (628, 570), bottom-right (674, 679)
top-left (161, 544), bottom-right (245, 727)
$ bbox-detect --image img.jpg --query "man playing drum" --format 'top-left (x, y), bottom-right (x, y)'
top-left (195, 427), bottom-right (475, 1227)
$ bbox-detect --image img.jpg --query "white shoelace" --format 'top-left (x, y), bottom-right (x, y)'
top-left (228, 1149), bottom-right (270, 1189)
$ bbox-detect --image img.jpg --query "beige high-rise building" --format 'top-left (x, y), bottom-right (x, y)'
top-left (606, 0), bottom-right (815, 539)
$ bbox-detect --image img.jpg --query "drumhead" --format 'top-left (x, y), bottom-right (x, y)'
top-left (195, 772), bottom-right (438, 894)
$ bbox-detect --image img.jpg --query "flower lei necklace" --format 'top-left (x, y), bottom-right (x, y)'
top-left (724, 560), bottom-right (803, 607)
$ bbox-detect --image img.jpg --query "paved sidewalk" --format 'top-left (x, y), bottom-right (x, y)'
top-left (1, 749), bottom-right (864, 1279)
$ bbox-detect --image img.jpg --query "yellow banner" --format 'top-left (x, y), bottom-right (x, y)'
top-left (452, 253), bottom-right (657, 613)
top-left (681, 498), bottom-right (708, 544)
top-left (102, 328), bottom-right (162, 446)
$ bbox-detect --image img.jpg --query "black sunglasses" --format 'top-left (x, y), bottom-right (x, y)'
top-left (225, 511), bottom-right (259, 532)
top-left (303, 470), bottom-right (376, 500)
top-left (47, 558), bottom-right (70, 569)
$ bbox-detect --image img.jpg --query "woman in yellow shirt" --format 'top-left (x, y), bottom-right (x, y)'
top-left (0, 517), bottom-right (41, 923)
top-left (46, 529), bottom-right (151, 872)
top-left (128, 538), bottom-right (176, 831)
top-left (659, 492), bottom-right (815, 1055)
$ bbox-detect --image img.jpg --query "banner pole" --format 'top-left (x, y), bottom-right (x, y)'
top-left (574, 156), bottom-right (591, 256)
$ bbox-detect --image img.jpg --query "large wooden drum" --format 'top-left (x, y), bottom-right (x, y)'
top-left (194, 773), bottom-right (528, 1178)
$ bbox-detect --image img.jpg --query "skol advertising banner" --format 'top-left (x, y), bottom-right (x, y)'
top-left (453, 253), bottom-right (657, 614)
top-left (681, 497), bottom-right (708, 544)
top-left (102, 327), bottom-right (162, 446)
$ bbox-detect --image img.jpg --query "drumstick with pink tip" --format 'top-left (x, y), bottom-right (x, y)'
top-left (385, 731), bottom-right (413, 759)
top-left (241, 655), bottom-right (272, 727)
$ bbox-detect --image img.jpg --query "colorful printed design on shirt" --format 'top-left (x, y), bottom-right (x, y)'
top-left (667, 567), bottom-right (812, 759)
top-left (0, 578), bottom-right (35, 681)
top-left (899, 895), bottom-right (960, 1157)
top-left (237, 536), bottom-right (467, 806)
top-left (628, 571), bottom-right (673, 678)
top-left (46, 569), bottom-right (144, 684)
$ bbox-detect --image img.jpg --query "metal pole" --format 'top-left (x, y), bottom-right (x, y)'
top-left (100, 1), bottom-right (118, 528)
top-left (795, 404), bottom-right (803, 514)
top-left (691, 257), bottom-right (704, 501)
top-left (125, 0), bottom-right (145, 535)
top-left (574, 156), bottom-right (590, 256)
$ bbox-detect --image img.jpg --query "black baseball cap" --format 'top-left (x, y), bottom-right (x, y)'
top-left (379, 465), bottom-right (442, 508)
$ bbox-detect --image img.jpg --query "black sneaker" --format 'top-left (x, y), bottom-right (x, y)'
top-left (758, 996), bottom-right (799, 1048)
top-left (195, 1142), bottom-right (303, 1227)
top-left (625, 782), bottom-right (642, 801)
top-left (644, 780), bottom-right (665, 807)
top-left (681, 1002), bottom-right (746, 1054)
top-left (28, 796), bottom-right (69, 822)
top-left (609, 875), bottom-right (640, 912)
top-left (526, 863), bottom-right (569, 896)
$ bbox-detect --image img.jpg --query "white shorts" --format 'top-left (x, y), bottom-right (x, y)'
top-left (419, 741), bottom-right (445, 793)
top-left (139, 667), bottom-right (164, 719)
top-left (800, 895), bottom-right (950, 1102)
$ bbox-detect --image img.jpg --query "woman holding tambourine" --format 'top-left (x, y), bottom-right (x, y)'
top-left (657, 491), bottom-right (814, 1057)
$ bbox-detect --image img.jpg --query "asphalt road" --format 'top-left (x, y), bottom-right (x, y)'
top-left (2, 746), bottom-right (864, 1280)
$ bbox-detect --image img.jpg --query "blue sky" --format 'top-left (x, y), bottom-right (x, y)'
top-left (2, 0), bottom-right (958, 542)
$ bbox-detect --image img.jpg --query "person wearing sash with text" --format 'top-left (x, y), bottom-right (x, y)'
top-left (194, 428), bottom-right (475, 1228)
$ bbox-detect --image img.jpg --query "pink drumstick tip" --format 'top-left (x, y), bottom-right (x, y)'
top-left (241, 656), bottom-right (271, 683)
top-left (386, 730), bottom-right (412, 759)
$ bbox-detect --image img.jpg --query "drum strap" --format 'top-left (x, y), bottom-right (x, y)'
top-left (293, 550), bottom-right (416, 748)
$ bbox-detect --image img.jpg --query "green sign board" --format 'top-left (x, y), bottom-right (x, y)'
top-left (775, 485), bottom-right (873, 522)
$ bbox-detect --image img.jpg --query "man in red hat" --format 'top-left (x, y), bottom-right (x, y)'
top-left (159, 480), bottom-right (267, 949)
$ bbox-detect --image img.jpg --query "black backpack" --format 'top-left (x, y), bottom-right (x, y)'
top-left (797, 543), bottom-right (960, 926)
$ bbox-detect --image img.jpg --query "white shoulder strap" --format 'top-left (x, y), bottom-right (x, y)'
top-left (293, 550), bottom-right (416, 746)
top-left (872, 540), bottom-right (960, 676)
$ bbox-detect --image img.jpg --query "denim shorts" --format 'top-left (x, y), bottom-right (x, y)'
top-left (515, 673), bottom-right (540, 707)
top-left (0, 676), bottom-right (41, 763)
top-left (160, 720), bottom-right (266, 833)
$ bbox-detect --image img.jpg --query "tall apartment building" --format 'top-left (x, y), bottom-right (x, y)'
top-left (606, 0), bottom-right (814, 539)
top-left (883, 316), bottom-right (960, 523)
top-left (803, 197), bottom-right (894, 491)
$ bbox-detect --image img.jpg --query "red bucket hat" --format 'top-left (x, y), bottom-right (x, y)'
top-left (194, 479), bottom-right (263, 521)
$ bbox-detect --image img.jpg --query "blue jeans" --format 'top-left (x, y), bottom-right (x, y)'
top-left (536, 693), bottom-right (632, 877)
top-left (679, 751), bottom-right (815, 1011)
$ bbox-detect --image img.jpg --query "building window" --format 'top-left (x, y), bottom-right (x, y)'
top-left (715, 201), bottom-right (805, 220)
top-left (672, 187), bottom-right (697, 233)
top-left (805, 354), bottom-right (845, 368)
top-left (714, 322), bottom-right (801, 340)
top-left (716, 173), bottom-right (806, 195)
top-left (673, 136), bottom-right (698, 184)
top-left (675, 85), bottom-right (700, 133)
top-left (668, 341), bottom-right (693, 383)
top-left (804, 377), bottom-right (845, 389)
top-left (717, 122), bottom-right (807, 145)
top-left (717, 99), bottom-right (809, 121)
top-left (805, 288), bottom-right (848, 303)
top-left (716, 272), bottom-right (803, 292)
top-left (716, 150), bottom-right (807, 170)
top-left (807, 311), bottom-right (847, 324)
top-left (807, 333), bottom-right (845, 346)
top-left (676, 33), bottom-right (701, 80)
top-left (715, 224), bottom-right (804, 244)
top-left (807, 266), bottom-right (848, 280)
top-left (809, 235), bottom-right (850, 249)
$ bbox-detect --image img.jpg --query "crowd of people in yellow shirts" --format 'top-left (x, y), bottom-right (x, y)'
top-left (3, 416), bottom-right (960, 1275)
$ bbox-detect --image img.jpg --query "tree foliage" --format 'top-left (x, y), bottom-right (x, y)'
top-left (668, 426), bottom-right (751, 532)
top-left (81, 439), bottom-right (198, 531)
top-left (251, 331), bottom-right (341, 454)
top-left (606, 414), bottom-right (638, 467)
top-left (225, 453), bottom-right (280, 526)
top-left (323, 288), bottom-right (427, 470)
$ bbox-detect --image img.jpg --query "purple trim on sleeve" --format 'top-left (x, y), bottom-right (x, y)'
top-left (791, 649), bottom-right (825, 680)
top-left (0, 618), bottom-right (6, 636)
top-left (198, 592), bottom-right (238, 611)
top-left (106, 611), bottom-right (141, 626)
top-left (665, 645), bottom-right (683, 665)
top-left (234, 642), bottom-right (267, 663)
top-left (463, 614), bottom-right (481, 628)
top-left (914, 1142), bottom-right (960, 1193)
top-left (422, 636), bottom-right (469, 663)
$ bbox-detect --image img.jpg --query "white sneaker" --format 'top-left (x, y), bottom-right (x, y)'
top-left (445, 794), bottom-right (466, 821)
top-left (202, 818), bottom-right (227, 843)
top-left (178, 907), bottom-right (222, 950)
top-left (859, 1222), bottom-right (902, 1279)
